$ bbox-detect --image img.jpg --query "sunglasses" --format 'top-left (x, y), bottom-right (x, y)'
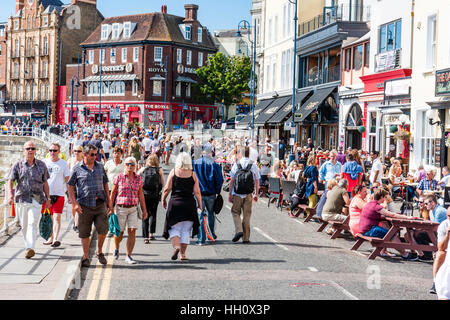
top-left (74, 150), bottom-right (83, 153)
top-left (49, 149), bottom-right (59, 153)
top-left (424, 202), bottom-right (431, 206)
top-left (88, 153), bottom-right (98, 157)
top-left (418, 201), bottom-right (424, 204)
top-left (125, 163), bottom-right (136, 166)
top-left (25, 147), bottom-right (36, 151)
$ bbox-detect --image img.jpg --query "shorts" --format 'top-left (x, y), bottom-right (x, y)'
top-left (41, 196), bottom-right (65, 215)
top-left (169, 221), bottom-right (194, 244)
top-left (78, 200), bottom-right (109, 238)
top-left (115, 205), bottom-right (139, 232)
top-left (321, 212), bottom-right (347, 222)
top-left (363, 226), bottom-right (388, 238)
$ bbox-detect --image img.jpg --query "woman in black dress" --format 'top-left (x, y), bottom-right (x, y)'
top-left (162, 152), bottom-right (202, 260)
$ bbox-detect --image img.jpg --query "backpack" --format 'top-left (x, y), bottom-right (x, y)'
top-left (142, 166), bottom-right (162, 199)
top-left (233, 161), bottom-right (255, 195)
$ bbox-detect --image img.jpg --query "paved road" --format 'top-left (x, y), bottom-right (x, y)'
top-left (68, 163), bottom-right (436, 301)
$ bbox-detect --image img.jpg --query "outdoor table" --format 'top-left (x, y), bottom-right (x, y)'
top-left (360, 217), bottom-right (439, 260)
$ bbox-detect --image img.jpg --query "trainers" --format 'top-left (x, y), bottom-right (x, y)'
top-left (73, 226), bottom-right (79, 233)
top-left (402, 252), bottom-right (418, 261)
top-left (419, 254), bottom-right (433, 262)
top-left (25, 249), bottom-right (35, 259)
top-left (114, 249), bottom-right (119, 260)
top-left (125, 256), bottom-right (136, 264)
top-left (232, 232), bottom-right (243, 242)
top-left (96, 252), bottom-right (107, 265)
top-left (429, 283), bottom-right (437, 294)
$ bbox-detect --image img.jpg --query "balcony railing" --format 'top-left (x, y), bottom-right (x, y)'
top-left (298, 4), bottom-right (371, 37)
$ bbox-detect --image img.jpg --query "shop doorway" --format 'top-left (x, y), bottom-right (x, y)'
top-left (345, 103), bottom-right (363, 149)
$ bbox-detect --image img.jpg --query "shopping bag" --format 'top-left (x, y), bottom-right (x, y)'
top-left (39, 209), bottom-right (53, 241)
top-left (108, 213), bottom-right (121, 237)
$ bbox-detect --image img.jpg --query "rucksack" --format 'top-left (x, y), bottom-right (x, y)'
top-left (233, 161), bottom-right (255, 195)
top-left (142, 166), bottom-right (162, 199)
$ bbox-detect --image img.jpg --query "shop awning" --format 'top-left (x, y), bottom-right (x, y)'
top-left (254, 96), bottom-right (291, 125)
top-left (150, 75), bottom-right (166, 81)
top-left (294, 86), bottom-right (336, 122)
top-left (428, 100), bottom-right (450, 110)
top-left (267, 90), bottom-right (312, 125)
top-left (176, 76), bottom-right (198, 84)
top-left (81, 74), bottom-right (137, 82)
top-left (236, 98), bottom-right (275, 128)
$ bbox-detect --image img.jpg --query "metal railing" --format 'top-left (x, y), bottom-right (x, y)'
top-left (298, 4), bottom-right (370, 36)
top-left (32, 127), bottom-right (70, 155)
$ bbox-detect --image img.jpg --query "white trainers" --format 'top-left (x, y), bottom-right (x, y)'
top-left (125, 256), bottom-right (136, 264)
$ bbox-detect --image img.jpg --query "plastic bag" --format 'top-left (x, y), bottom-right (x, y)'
top-left (39, 209), bottom-right (53, 241)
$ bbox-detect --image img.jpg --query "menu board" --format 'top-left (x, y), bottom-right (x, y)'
top-left (435, 139), bottom-right (441, 164)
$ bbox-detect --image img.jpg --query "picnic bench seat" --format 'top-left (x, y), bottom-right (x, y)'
top-left (351, 234), bottom-right (386, 259)
top-left (329, 216), bottom-right (351, 240)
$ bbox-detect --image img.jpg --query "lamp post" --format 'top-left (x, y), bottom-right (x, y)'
top-left (76, 52), bottom-right (80, 128)
top-left (70, 75), bottom-right (80, 134)
top-left (236, 20), bottom-right (256, 141)
top-left (98, 45), bottom-right (103, 124)
top-left (288, 0), bottom-right (298, 157)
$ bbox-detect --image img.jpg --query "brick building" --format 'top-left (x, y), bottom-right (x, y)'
top-left (5, 0), bottom-right (103, 124)
top-left (0, 22), bottom-right (6, 111)
top-left (64, 4), bottom-right (218, 129)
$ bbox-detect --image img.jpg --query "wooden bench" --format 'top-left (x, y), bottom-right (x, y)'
top-left (351, 234), bottom-right (386, 260)
top-left (329, 216), bottom-right (351, 240)
top-left (317, 219), bottom-right (329, 232)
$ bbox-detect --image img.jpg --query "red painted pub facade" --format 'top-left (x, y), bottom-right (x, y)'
top-left (62, 4), bottom-right (217, 128)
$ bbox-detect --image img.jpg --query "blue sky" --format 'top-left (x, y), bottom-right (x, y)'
top-left (0, 0), bottom-right (252, 32)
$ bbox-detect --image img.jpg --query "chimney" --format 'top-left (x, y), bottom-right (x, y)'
top-left (183, 4), bottom-right (199, 23)
top-left (161, 5), bottom-right (167, 14)
top-left (16, 0), bottom-right (25, 14)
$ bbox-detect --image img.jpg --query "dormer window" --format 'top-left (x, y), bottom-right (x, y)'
top-left (185, 25), bottom-right (191, 40)
top-left (101, 24), bottom-right (110, 40)
top-left (123, 22), bottom-right (131, 38)
top-left (198, 27), bottom-right (203, 43)
top-left (112, 23), bottom-right (122, 40)
top-left (42, 16), bottom-right (48, 27)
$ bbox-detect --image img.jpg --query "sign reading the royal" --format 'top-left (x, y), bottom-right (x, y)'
top-left (436, 68), bottom-right (450, 96)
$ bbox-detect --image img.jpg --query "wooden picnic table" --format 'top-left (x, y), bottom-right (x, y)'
top-left (351, 217), bottom-right (440, 260)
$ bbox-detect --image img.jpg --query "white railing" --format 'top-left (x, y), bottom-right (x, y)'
top-left (32, 127), bottom-right (70, 155)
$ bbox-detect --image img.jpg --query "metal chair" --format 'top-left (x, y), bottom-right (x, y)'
top-left (280, 180), bottom-right (297, 211)
top-left (267, 177), bottom-right (282, 210)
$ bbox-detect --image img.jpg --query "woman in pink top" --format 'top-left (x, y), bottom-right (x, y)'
top-left (349, 185), bottom-right (368, 236)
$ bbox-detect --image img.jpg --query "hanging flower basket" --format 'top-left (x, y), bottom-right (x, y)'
top-left (390, 125), bottom-right (398, 134)
top-left (357, 126), bottom-right (366, 133)
top-left (394, 129), bottom-right (412, 142)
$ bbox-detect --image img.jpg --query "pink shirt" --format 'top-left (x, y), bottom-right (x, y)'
top-left (349, 196), bottom-right (367, 236)
top-left (359, 200), bottom-right (384, 234)
top-left (113, 173), bottom-right (143, 206)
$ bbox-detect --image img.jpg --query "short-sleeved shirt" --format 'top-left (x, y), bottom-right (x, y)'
top-left (44, 158), bottom-right (70, 196)
top-left (259, 153), bottom-right (273, 176)
top-left (437, 219), bottom-right (449, 243)
top-left (230, 157), bottom-right (260, 198)
top-left (68, 161), bottom-right (108, 207)
top-left (359, 200), bottom-right (384, 234)
top-left (431, 205), bottom-right (448, 224)
top-left (418, 178), bottom-right (438, 192)
top-left (113, 173), bottom-right (143, 206)
top-left (104, 159), bottom-right (125, 190)
top-left (322, 186), bottom-right (348, 216)
top-left (8, 159), bottom-right (50, 204)
top-left (370, 158), bottom-right (383, 184)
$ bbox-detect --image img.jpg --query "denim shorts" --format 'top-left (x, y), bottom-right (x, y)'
top-left (363, 226), bottom-right (388, 238)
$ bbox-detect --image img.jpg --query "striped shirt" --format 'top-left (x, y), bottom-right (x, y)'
top-left (113, 173), bottom-right (143, 206)
top-left (68, 161), bottom-right (108, 207)
top-left (418, 178), bottom-right (438, 192)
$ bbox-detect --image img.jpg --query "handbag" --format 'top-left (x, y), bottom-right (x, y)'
top-left (137, 204), bottom-right (143, 220)
top-left (214, 194), bottom-right (223, 215)
top-left (39, 208), bottom-right (53, 241)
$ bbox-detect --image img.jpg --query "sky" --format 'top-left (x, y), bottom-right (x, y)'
top-left (0, 0), bottom-right (252, 32)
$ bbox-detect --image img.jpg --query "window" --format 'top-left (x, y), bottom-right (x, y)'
top-left (133, 47), bottom-right (139, 62)
top-left (100, 48), bottom-right (105, 64)
top-left (185, 25), bottom-right (191, 40)
top-left (154, 47), bottom-right (163, 63)
top-left (14, 20), bottom-right (19, 30)
top-left (272, 62), bottom-right (276, 90)
top-left (153, 80), bottom-right (162, 96)
top-left (112, 24), bottom-right (120, 39)
top-left (198, 27), bottom-right (202, 42)
top-left (12, 85), bottom-right (16, 100)
top-left (187, 50), bottom-right (192, 65)
top-left (265, 65), bottom-right (270, 91)
top-left (379, 20), bottom-right (402, 53)
top-left (176, 82), bottom-right (181, 96)
top-left (364, 43), bottom-right (370, 67)
top-left (426, 15), bottom-right (437, 69)
top-left (177, 49), bottom-right (182, 63)
top-left (132, 80), bottom-right (138, 96)
top-left (88, 50), bottom-right (94, 64)
top-left (43, 61), bottom-right (48, 77)
top-left (43, 16), bottom-right (48, 27)
top-left (122, 48), bottom-right (127, 63)
top-left (268, 19), bottom-right (272, 45)
top-left (274, 16), bottom-right (278, 44)
top-left (186, 83), bottom-right (191, 97)
top-left (198, 52), bottom-right (203, 67)
top-left (46, 84), bottom-right (49, 100)
top-left (420, 110), bottom-right (437, 166)
top-left (110, 48), bottom-right (116, 63)
top-left (0, 28), bottom-right (4, 37)
top-left (345, 48), bottom-right (352, 71)
top-left (123, 22), bottom-right (131, 38)
top-left (353, 45), bottom-right (363, 71)
top-left (41, 84), bottom-right (45, 100)
top-left (43, 37), bottom-right (48, 55)
top-left (101, 25), bottom-right (109, 40)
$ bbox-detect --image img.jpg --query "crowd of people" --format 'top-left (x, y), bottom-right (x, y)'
top-left (3, 122), bottom-right (450, 299)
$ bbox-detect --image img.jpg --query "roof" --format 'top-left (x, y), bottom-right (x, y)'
top-left (39, 0), bottom-right (64, 7)
top-left (81, 11), bottom-right (216, 50)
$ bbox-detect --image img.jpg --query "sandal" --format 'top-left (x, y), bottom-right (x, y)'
top-left (180, 256), bottom-right (188, 261)
top-left (51, 241), bottom-right (61, 247)
top-left (171, 248), bottom-right (180, 260)
top-left (43, 241), bottom-right (53, 245)
top-left (144, 239), bottom-right (150, 244)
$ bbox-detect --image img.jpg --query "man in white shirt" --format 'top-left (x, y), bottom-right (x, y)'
top-left (142, 133), bottom-right (152, 159)
top-left (369, 151), bottom-right (383, 185)
top-left (438, 166), bottom-right (450, 189)
top-left (249, 141), bottom-right (259, 163)
top-left (101, 135), bottom-right (112, 161)
top-left (43, 143), bottom-right (70, 247)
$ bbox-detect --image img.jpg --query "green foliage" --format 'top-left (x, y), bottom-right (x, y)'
top-left (195, 52), bottom-right (255, 107)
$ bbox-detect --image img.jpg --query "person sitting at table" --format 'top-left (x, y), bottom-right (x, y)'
top-left (413, 194), bottom-right (447, 262)
top-left (388, 159), bottom-right (403, 199)
top-left (418, 195), bottom-right (430, 220)
top-left (289, 163), bottom-right (304, 183)
top-left (341, 153), bottom-right (363, 197)
top-left (438, 166), bottom-right (450, 189)
top-left (417, 169), bottom-right (438, 196)
top-left (359, 188), bottom-right (417, 259)
top-left (415, 163), bottom-right (427, 183)
top-left (349, 185), bottom-right (368, 236)
top-left (287, 160), bottom-right (298, 180)
top-left (321, 179), bottom-right (351, 235)
top-left (315, 179), bottom-right (338, 220)
top-left (430, 207), bottom-right (450, 295)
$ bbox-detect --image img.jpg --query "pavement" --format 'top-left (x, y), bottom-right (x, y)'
top-left (0, 207), bottom-right (83, 300)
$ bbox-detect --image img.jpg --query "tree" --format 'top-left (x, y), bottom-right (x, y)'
top-left (195, 52), bottom-right (254, 120)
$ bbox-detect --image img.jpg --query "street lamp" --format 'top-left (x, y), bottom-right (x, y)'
top-left (70, 75), bottom-right (80, 134)
top-left (288, 0), bottom-right (298, 158)
top-left (157, 55), bottom-right (168, 134)
top-left (236, 19), bottom-right (256, 140)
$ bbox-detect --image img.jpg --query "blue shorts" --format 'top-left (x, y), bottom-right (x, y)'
top-left (363, 226), bottom-right (388, 238)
